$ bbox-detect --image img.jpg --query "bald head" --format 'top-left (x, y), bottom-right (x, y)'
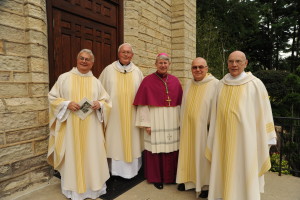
top-left (227, 51), bottom-right (248, 77)
top-left (191, 57), bottom-right (208, 81)
top-left (229, 51), bottom-right (246, 60)
top-left (192, 57), bottom-right (207, 67)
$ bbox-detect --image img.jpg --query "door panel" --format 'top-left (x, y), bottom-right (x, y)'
top-left (47, 0), bottom-right (123, 88)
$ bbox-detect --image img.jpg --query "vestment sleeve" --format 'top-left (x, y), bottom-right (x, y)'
top-left (136, 105), bottom-right (151, 128)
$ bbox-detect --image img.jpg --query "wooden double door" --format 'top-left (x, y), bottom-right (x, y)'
top-left (47, 0), bottom-right (123, 87)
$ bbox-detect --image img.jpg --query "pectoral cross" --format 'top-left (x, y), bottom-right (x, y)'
top-left (166, 96), bottom-right (172, 106)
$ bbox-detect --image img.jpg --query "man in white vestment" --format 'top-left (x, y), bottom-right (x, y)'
top-left (47, 49), bottom-right (111, 200)
top-left (99, 43), bottom-right (144, 179)
top-left (176, 57), bottom-right (218, 198)
top-left (205, 51), bottom-right (277, 200)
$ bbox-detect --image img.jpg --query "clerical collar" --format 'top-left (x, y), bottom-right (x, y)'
top-left (155, 71), bottom-right (168, 78)
top-left (117, 61), bottom-right (132, 73)
top-left (227, 71), bottom-right (247, 81)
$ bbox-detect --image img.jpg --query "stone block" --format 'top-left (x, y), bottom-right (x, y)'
top-left (0, 55), bottom-right (28, 71)
top-left (0, 100), bottom-right (5, 113)
top-left (6, 126), bottom-right (48, 144)
top-left (138, 33), bottom-right (153, 43)
top-left (171, 15), bottom-right (184, 23)
top-left (157, 47), bottom-right (169, 55)
top-left (0, 131), bottom-right (5, 145)
top-left (159, 26), bottom-right (171, 37)
top-left (157, 18), bottom-right (170, 28)
top-left (0, 11), bottom-right (26, 29)
top-left (5, 97), bottom-right (48, 112)
top-left (172, 49), bottom-right (184, 57)
top-left (135, 40), bottom-right (146, 51)
top-left (28, 44), bottom-right (47, 59)
top-left (141, 8), bottom-right (157, 22)
top-left (146, 4), bottom-right (165, 18)
top-left (0, 174), bottom-right (30, 195)
top-left (172, 4), bottom-right (184, 11)
top-left (172, 0), bottom-right (185, 6)
top-left (38, 110), bottom-right (49, 124)
top-left (28, 57), bottom-right (48, 73)
top-left (152, 39), bottom-right (162, 46)
top-left (25, 0), bottom-right (46, 7)
top-left (0, 40), bottom-right (4, 54)
top-left (11, 154), bottom-right (48, 175)
top-left (124, 9), bottom-right (139, 19)
top-left (25, 30), bottom-right (48, 46)
top-left (139, 18), bottom-right (158, 31)
top-left (29, 166), bottom-right (51, 183)
top-left (0, 26), bottom-right (26, 43)
top-left (0, 112), bottom-right (38, 131)
top-left (0, 0), bottom-right (23, 14)
top-left (161, 41), bottom-right (171, 49)
top-left (146, 43), bottom-right (157, 52)
top-left (34, 139), bottom-right (48, 154)
top-left (29, 83), bottom-right (49, 96)
top-left (0, 71), bottom-right (11, 81)
top-left (146, 28), bottom-right (156, 38)
top-left (172, 21), bottom-right (185, 30)
top-left (26, 17), bottom-right (47, 33)
top-left (0, 143), bottom-right (33, 165)
top-left (24, 3), bottom-right (45, 19)
top-left (163, 0), bottom-right (172, 6)
top-left (0, 83), bottom-right (28, 98)
top-left (0, 164), bottom-right (12, 180)
top-left (13, 72), bottom-right (30, 82)
top-left (5, 42), bottom-right (29, 57)
top-left (172, 29), bottom-right (185, 37)
top-left (172, 36), bottom-right (185, 44)
top-left (154, 31), bottom-right (164, 40)
top-left (31, 72), bottom-right (48, 83)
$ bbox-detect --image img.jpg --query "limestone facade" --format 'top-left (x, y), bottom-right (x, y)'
top-left (0, 0), bottom-right (195, 198)
top-left (124, 0), bottom-right (196, 82)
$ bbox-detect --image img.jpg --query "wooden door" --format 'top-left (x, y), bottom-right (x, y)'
top-left (47, 0), bottom-right (123, 87)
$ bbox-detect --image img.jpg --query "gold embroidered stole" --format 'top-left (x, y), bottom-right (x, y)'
top-left (71, 73), bottom-right (92, 193)
top-left (180, 82), bottom-right (207, 182)
top-left (116, 71), bottom-right (135, 162)
top-left (217, 84), bottom-right (244, 199)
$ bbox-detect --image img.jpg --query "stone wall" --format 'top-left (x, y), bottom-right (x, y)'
top-left (124, 0), bottom-right (196, 84)
top-left (0, 0), bottom-right (50, 198)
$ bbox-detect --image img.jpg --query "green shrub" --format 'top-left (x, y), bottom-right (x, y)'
top-left (270, 153), bottom-right (290, 175)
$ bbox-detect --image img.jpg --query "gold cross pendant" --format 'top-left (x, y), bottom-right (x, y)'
top-left (166, 96), bottom-right (172, 106)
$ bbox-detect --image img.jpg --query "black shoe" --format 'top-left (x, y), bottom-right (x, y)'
top-left (154, 183), bottom-right (163, 189)
top-left (177, 183), bottom-right (185, 191)
top-left (199, 190), bottom-right (209, 198)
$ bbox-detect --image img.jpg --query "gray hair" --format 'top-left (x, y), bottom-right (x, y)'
top-left (118, 43), bottom-right (134, 54)
top-left (156, 54), bottom-right (170, 63)
top-left (77, 49), bottom-right (95, 62)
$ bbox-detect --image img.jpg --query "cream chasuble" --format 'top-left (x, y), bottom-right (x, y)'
top-left (206, 72), bottom-right (276, 200)
top-left (47, 68), bottom-right (111, 196)
top-left (176, 74), bottom-right (218, 193)
top-left (99, 61), bottom-right (144, 164)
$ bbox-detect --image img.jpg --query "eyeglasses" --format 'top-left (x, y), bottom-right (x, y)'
top-left (228, 60), bottom-right (244, 65)
top-left (79, 56), bottom-right (92, 62)
top-left (120, 51), bottom-right (133, 55)
top-left (192, 65), bottom-right (207, 70)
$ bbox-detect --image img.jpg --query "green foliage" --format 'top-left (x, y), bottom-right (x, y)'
top-left (270, 153), bottom-right (290, 175)
top-left (254, 70), bottom-right (300, 117)
top-left (196, 0), bottom-right (300, 73)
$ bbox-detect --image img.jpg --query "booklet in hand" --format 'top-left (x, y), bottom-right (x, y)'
top-left (75, 97), bottom-right (94, 120)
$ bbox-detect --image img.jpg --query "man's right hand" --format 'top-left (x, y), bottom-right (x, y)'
top-left (67, 101), bottom-right (80, 111)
